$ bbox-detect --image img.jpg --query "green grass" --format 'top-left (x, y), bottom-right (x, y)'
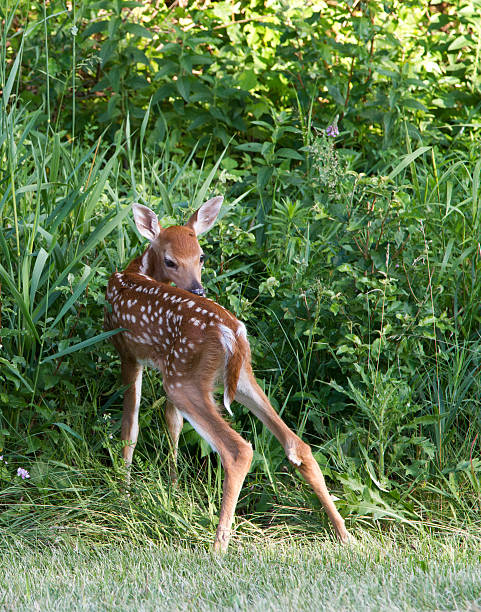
top-left (1, 533), bottom-right (480, 611)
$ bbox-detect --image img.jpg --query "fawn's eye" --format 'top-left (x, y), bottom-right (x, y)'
top-left (200, 254), bottom-right (205, 264)
top-left (164, 258), bottom-right (177, 269)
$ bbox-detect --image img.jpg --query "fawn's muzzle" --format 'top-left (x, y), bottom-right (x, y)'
top-left (189, 283), bottom-right (205, 297)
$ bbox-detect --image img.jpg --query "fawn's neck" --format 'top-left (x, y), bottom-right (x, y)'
top-left (125, 246), bottom-right (167, 283)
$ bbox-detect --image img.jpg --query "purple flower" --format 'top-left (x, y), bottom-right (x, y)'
top-left (326, 124), bottom-right (339, 137)
top-left (17, 467), bottom-right (30, 480)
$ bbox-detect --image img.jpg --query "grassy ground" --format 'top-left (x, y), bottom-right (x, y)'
top-left (1, 533), bottom-right (480, 611)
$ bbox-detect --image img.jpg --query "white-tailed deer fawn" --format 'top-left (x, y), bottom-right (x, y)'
top-left (104, 196), bottom-right (350, 551)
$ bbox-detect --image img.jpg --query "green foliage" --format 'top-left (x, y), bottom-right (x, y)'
top-left (1, 0), bottom-right (481, 540)
top-left (10, 1), bottom-right (481, 162)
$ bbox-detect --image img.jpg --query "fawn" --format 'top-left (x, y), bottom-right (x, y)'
top-left (104, 196), bottom-right (350, 551)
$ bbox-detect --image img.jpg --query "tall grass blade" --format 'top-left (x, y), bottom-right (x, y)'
top-left (387, 146), bottom-right (431, 180)
top-left (2, 38), bottom-right (22, 107)
top-left (472, 157), bottom-right (481, 228)
top-left (33, 205), bottom-right (131, 321)
top-left (41, 329), bottom-right (125, 364)
top-left (50, 265), bottom-right (95, 328)
top-left (0, 262), bottom-right (40, 342)
top-left (192, 144), bottom-right (229, 210)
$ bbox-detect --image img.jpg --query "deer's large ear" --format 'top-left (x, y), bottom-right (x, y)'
top-left (186, 196), bottom-right (223, 235)
top-left (132, 203), bottom-right (161, 241)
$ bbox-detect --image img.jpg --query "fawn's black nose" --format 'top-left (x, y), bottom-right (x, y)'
top-left (189, 282), bottom-right (205, 297)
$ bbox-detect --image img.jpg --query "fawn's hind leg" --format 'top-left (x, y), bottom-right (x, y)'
top-left (164, 400), bottom-right (183, 481)
top-left (120, 361), bottom-right (143, 470)
top-left (167, 384), bottom-right (253, 552)
top-left (235, 365), bottom-right (350, 542)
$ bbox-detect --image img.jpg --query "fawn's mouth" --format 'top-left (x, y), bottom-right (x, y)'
top-left (172, 282), bottom-right (206, 297)
top-left (188, 286), bottom-right (205, 297)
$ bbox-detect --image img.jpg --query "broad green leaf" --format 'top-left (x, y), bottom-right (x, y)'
top-left (125, 22), bottom-right (153, 39)
top-left (257, 166), bottom-right (273, 191)
top-left (176, 77), bottom-right (190, 101)
top-left (83, 21), bottom-right (108, 37)
top-left (0, 357), bottom-right (33, 392)
top-left (448, 35), bottom-right (472, 51)
top-left (277, 148), bottom-right (304, 161)
top-left (236, 143), bottom-right (263, 153)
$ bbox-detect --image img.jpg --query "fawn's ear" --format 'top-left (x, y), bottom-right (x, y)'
top-left (132, 203), bottom-right (161, 241)
top-left (186, 196), bottom-right (223, 235)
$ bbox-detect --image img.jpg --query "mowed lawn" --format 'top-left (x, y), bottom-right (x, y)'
top-left (1, 533), bottom-right (480, 611)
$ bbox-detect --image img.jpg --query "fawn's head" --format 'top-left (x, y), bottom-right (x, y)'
top-left (132, 196), bottom-right (223, 296)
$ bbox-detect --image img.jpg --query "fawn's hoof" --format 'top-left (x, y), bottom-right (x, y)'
top-left (213, 530), bottom-right (230, 554)
top-left (335, 522), bottom-right (354, 544)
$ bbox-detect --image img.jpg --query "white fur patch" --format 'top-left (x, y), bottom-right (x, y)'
top-left (236, 321), bottom-right (247, 339)
top-left (223, 397), bottom-right (233, 416)
top-left (139, 250), bottom-right (149, 275)
top-left (235, 366), bottom-right (264, 410)
top-left (218, 324), bottom-right (237, 416)
top-left (287, 449), bottom-right (302, 466)
top-left (218, 324), bottom-right (236, 355)
top-left (138, 357), bottom-right (158, 371)
top-left (178, 411), bottom-right (218, 454)
top-left (133, 369), bottom-right (143, 410)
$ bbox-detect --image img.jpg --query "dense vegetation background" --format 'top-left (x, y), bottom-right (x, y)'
top-left (1, 0), bottom-right (480, 544)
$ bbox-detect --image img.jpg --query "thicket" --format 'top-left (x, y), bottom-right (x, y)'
top-left (1, 0), bottom-right (481, 542)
